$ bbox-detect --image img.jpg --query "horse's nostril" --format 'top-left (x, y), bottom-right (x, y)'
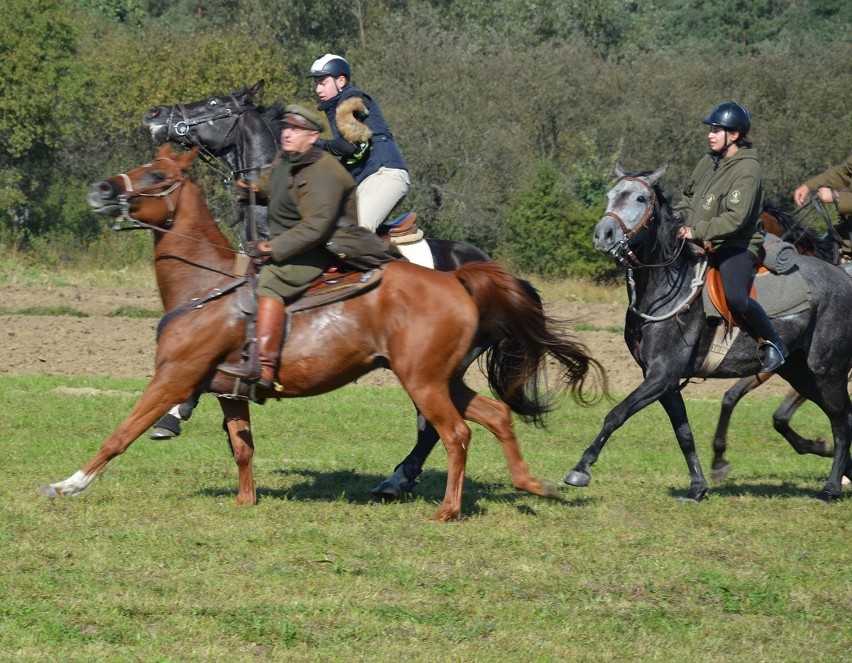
top-left (146, 107), bottom-right (160, 119)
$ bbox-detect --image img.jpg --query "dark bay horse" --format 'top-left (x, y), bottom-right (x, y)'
top-left (564, 162), bottom-right (852, 501)
top-left (141, 81), bottom-right (499, 496)
top-left (709, 204), bottom-right (846, 480)
top-left (39, 144), bottom-right (603, 521)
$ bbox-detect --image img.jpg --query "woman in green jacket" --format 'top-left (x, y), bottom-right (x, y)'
top-left (676, 101), bottom-right (788, 372)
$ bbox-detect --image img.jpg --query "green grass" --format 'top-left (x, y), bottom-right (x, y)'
top-left (2, 375), bottom-right (850, 661)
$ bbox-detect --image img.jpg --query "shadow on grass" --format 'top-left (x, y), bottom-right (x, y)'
top-left (197, 467), bottom-right (601, 514)
top-left (665, 472), bottom-right (840, 500)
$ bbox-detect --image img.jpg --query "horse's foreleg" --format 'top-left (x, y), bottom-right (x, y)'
top-left (565, 378), bottom-right (671, 489)
top-left (219, 398), bottom-right (256, 505)
top-left (454, 385), bottom-right (558, 499)
top-left (711, 374), bottom-right (767, 481)
top-left (659, 390), bottom-right (708, 502)
top-left (38, 378), bottom-right (195, 498)
top-left (773, 388), bottom-right (833, 457)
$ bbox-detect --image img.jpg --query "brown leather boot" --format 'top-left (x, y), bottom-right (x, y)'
top-left (218, 296), bottom-right (286, 388)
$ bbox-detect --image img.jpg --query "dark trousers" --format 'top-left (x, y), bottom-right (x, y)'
top-left (716, 245), bottom-right (757, 317)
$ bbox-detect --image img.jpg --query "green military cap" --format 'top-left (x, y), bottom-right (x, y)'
top-left (282, 104), bottom-right (323, 132)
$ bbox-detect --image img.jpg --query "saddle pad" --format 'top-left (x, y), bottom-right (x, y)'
top-left (703, 263), bottom-right (812, 320)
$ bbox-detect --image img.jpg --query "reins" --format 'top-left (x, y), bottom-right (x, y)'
top-left (608, 175), bottom-right (706, 322)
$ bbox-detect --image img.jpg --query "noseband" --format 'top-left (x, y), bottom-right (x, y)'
top-left (113, 161), bottom-right (186, 230)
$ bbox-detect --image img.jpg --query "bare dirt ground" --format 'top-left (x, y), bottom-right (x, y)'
top-left (0, 283), bottom-right (797, 400)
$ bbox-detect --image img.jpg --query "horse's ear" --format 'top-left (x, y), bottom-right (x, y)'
top-left (614, 161), bottom-right (626, 179)
top-left (156, 143), bottom-right (174, 160)
top-left (248, 80), bottom-right (265, 102)
top-left (648, 162), bottom-right (669, 185)
top-left (179, 146), bottom-right (201, 171)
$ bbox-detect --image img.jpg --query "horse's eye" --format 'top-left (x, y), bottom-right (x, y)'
top-left (149, 171), bottom-right (166, 183)
top-left (208, 99), bottom-right (218, 106)
top-left (637, 195), bottom-right (647, 204)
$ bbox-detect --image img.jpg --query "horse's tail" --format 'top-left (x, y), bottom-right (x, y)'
top-left (453, 261), bottom-right (608, 426)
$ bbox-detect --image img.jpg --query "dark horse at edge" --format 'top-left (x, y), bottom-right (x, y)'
top-left (565, 162), bottom-right (852, 501)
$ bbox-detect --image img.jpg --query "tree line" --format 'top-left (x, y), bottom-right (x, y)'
top-left (1, 0), bottom-right (849, 278)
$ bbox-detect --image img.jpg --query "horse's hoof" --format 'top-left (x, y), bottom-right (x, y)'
top-left (815, 489), bottom-right (838, 503)
top-left (149, 426), bottom-right (179, 440)
top-left (37, 485), bottom-right (59, 498)
top-left (678, 487), bottom-right (708, 504)
top-left (371, 478), bottom-right (417, 501)
top-left (842, 475), bottom-right (851, 487)
top-left (711, 461), bottom-right (731, 483)
top-left (539, 479), bottom-right (560, 499)
top-left (564, 469), bottom-right (591, 487)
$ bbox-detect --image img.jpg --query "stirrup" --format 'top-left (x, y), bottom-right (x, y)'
top-left (758, 342), bottom-right (786, 373)
top-left (217, 359), bottom-right (261, 381)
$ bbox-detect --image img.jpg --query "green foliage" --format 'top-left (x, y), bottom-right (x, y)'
top-left (503, 160), bottom-right (615, 279)
top-left (1, 0), bottom-right (848, 278)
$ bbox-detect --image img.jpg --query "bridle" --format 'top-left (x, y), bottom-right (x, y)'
top-left (604, 175), bottom-right (705, 322)
top-left (113, 161), bottom-right (187, 231)
top-left (164, 95), bottom-right (278, 184)
top-left (111, 160), bottom-right (238, 257)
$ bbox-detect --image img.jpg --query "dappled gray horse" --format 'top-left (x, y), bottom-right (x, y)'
top-left (564, 163), bottom-right (852, 501)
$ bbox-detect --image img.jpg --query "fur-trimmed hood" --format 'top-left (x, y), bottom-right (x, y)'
top-left (335, 97), bottom-right (373, 143)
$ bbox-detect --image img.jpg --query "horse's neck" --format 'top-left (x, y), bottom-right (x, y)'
top-left (629, 249), bottom-right (693, 312)
top-left (153, 183), bottom-right (237, 311)
top-left (231, 114), bottom-right (277, 181)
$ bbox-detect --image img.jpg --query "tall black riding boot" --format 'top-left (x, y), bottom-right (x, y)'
top-left (742, 300), bottom-right (788, 372)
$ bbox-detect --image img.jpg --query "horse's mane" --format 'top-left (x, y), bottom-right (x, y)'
top-left (259, 102), bottom-right (286, 140)
top-left (762, 200), bottom-right (838, 264)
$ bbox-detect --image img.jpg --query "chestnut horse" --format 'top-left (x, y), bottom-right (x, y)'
top-left (38, 144), bottom-right (604, 521)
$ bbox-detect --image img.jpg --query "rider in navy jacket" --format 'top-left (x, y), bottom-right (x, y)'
top-left (308, 54), bottom-right (410, 232)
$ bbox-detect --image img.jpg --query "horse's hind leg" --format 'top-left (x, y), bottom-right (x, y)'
top-left (773, 388), bottom-right (834, 457)
top-left (711, 375), bottom-right (767, 481)
top-left (371, 410), bottom-right (438, 500)
top-left (218, 398), bottom-right (256, 505)
top-left (453, 384), bottom-right (558, 499)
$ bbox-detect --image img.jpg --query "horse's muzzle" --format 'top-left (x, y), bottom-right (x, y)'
top-left (87, 180), bottom-right (122, 216)
top-left (142, 106), bottom-right (169, 143)
top-left (593, 217), bottom-right (623, 253)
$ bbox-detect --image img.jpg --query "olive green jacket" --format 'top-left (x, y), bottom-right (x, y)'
top-left (680, 147), bottom-right (764, 255)
top-left (264, 146), bottom-right (358, 264)
top-left (802, 154), bottom-right (852, 216)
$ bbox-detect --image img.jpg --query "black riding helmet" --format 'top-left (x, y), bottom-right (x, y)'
top-left (307, 54), bottom-right (352, 80)
top-left (702, 101), bottom-right (751, 136)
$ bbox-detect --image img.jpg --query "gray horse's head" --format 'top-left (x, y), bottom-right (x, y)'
top-left (594, 162), bottom-right (668, 254)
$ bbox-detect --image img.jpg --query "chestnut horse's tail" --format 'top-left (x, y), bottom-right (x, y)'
top-left (453, 262), bottom-right (608, 426)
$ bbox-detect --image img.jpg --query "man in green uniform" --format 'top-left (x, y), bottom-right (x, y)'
top-left (219, 105), bottom-right (358, 389)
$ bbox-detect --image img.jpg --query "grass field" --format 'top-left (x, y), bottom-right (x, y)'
top-left (2, 374), bottom-right (850, 661)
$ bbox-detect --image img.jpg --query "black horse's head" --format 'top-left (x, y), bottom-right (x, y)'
top-left (142, 80), bottom-right (265, 153)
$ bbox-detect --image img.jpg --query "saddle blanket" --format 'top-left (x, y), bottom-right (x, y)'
top-left (703, 261), bottom-right (811, 320)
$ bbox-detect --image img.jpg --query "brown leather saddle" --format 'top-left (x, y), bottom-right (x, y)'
top-left (705, 263), bottom-right (766, 329)
top-left (288, 263), bottom-right (383, 313)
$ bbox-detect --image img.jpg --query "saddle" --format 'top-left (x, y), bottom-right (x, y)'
top-left (288, 263), bottom-right (383, 313)
top-left (377, 211), bottom-right (424, 245)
